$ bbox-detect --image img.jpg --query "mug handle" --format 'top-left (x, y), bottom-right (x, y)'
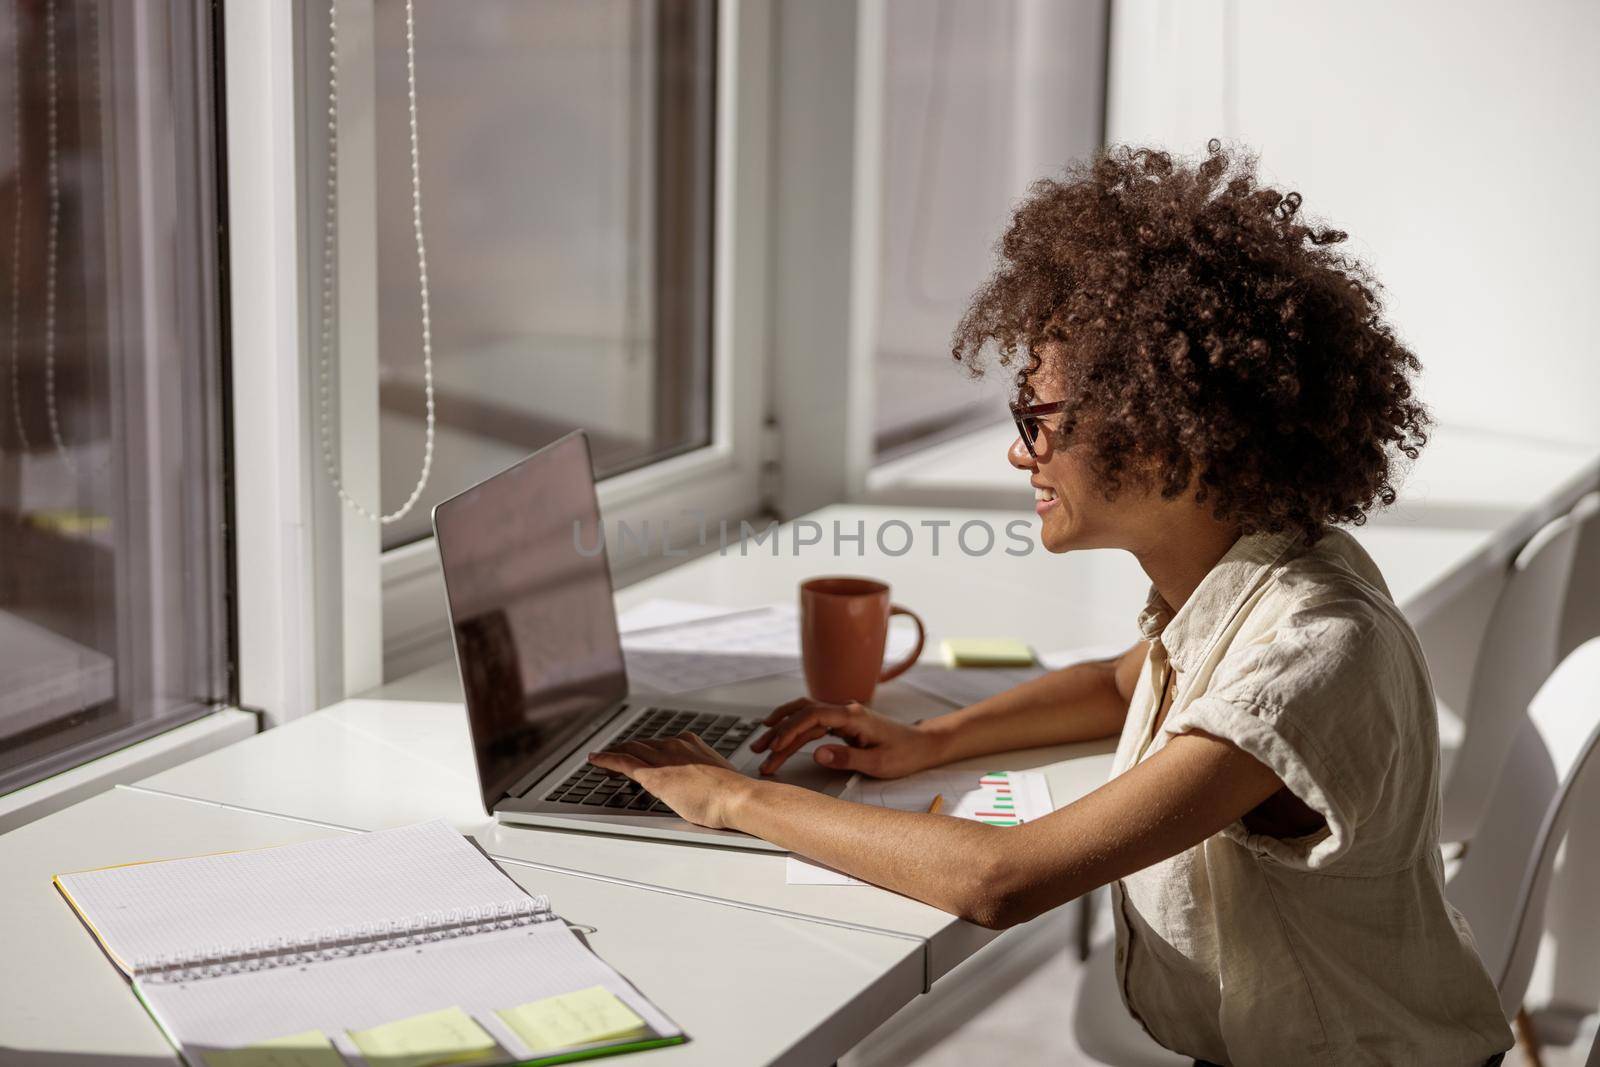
top-left (878, 605), bottom-right (926, 683)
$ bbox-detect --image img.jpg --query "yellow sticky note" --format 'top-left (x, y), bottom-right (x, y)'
top-left (496, 986), bottom-right (649, 1053)
top-left (348, 1006), bottom-right (499, 1067)
top-left (202, 1029), bottom-right (344, 1067)
top-left (940, 637), bottom-right (1034, 668)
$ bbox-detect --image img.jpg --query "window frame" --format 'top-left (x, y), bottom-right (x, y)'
top-left (231, 0), bottom-right (1106, 709)
top-left (224, 0), bottom-right (320, 723)
top-left (0, 0), bottom-right (1109, 762)
top-left (246, 0), bottom-right (774, 694)
top-left (1, 0), bottom-right (245, 798)
top-left (381, 0), bottom-right (772, 681)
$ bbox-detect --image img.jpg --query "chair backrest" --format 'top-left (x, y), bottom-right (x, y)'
top-left (1440, 512), bottom-right (1580, 843)
top-left (1558, 492), bottom-right (1600, 663)
top-left (1446, 642), bottom-right (1600, 1017)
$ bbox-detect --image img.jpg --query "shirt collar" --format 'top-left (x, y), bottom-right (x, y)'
top-left (1135, 530), bottom-right (1302, 673)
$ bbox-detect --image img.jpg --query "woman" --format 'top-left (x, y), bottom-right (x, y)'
top-left (589, 142), bottom-right (1514, 1065)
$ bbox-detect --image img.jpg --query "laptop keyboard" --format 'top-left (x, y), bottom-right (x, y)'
top-left (542, 707), bottom-right (758, 814)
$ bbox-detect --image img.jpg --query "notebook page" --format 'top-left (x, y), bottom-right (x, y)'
top-left (57, 821), bottom-right (530, 971)
top-left (139, 920), bottom-right (681, 1065)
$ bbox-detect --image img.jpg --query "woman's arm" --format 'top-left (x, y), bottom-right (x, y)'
top-left (753, 641), bottom-right (1149, 777)
top-left (588, 725), bottom-right (1283, 929)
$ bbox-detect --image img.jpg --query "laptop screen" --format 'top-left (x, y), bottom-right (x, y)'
top-left (433, 431), bottom-right (628, 812)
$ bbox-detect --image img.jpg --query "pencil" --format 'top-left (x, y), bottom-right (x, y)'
top-left (926, 793), bottom-right (944, 815)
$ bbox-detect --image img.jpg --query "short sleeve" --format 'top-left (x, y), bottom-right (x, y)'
top-left (1163, 600), bottom-right (1430, 873)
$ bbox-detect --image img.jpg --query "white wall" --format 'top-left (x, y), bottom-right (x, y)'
top-left (1109, 0), bottom-right (1600, 447)
top-left (875, 0), bottom-right (1105, 449)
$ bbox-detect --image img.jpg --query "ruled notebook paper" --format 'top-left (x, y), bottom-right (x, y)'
top-left (54, 820), bottom-right (684, 1066)
top-left (56, 821), bottom-right (528, 973)
top-left (147, 920), bottom-right (679, 1063)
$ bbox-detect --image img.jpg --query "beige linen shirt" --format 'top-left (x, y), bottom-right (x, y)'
top-left (1109, 528), bottom-right (1513, 1065)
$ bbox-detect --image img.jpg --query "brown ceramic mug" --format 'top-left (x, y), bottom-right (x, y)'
top-left (799, 576), bottom-right (926, 705)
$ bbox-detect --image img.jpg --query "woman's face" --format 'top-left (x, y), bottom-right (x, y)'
top-left (1008, 366), bottom-right (1123, 554)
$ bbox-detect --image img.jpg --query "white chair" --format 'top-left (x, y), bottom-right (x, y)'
top-left (1557, 492), bottom-right (1600, 663)
top-left (1446, 641), bottom-right (1600, 1062)
top-left (1072, 935), bottom-right (1188, 1066)
top-left (1447, 654), bottom-right (1600, 1014)
top-left (1441, 512), bottom-right (1580, 844)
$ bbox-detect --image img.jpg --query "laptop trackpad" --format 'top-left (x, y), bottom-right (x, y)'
top-left (752, 738), bottom-right (851, 797)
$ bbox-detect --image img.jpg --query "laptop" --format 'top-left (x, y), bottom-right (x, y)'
top-left (433, 430), bottom-right (850, 850)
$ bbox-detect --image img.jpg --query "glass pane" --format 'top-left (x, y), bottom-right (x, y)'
top-left (874, 0), bottom-right (1106, 458)
top-left (371, 0), bottom-right (716, 549)
top-left (0, 0), bottom-right (228, 792)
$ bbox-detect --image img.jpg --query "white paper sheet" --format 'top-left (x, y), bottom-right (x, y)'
top-left (898, 642), bottom-right (1134, 709)
top-left (786, 769), bottom-right (1054, 886)
top-left (616, 598), bottom-right (738, 634)
top-left (1038, 642), bottom-right (1135, 670)
top-left (899, 663), bottom-right (1046, 709)
top-left (620, 601), bottom-right (920, 696)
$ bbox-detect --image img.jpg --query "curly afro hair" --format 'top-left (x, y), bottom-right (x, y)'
top-left (952, 139), bottom-right (1428, 540)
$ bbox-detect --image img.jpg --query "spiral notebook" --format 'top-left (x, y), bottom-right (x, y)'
top-left (54, 820), bottom-right (685, 1067)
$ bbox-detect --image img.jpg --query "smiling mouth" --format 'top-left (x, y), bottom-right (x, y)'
top-left (1034, 485), bottom-right (1059, 513)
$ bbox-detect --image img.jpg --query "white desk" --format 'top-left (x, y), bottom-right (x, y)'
top-left (134, 677), bottom-right (1113, 984)
top-left (144, 506), bottom-right (1154, 988)
top-left (35, 426), bottom-right (1599, 1065)
top-left (865, 424), bottom-right (1600, 622)
top-left (9, 422), bottom-right (1587, 1062)
top-left (868, 421), bottom-right (1599, 530)
top-left (134, 502), bottom-right (1524, 986)
top-left (0, 787), bottom-right (924, 1067)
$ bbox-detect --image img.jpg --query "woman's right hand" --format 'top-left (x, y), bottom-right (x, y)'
top-left (751, 698), bottom-right (943, 779)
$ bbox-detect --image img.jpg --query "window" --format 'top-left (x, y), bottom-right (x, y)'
top-left (0, 0), bottom-right (230, 791)
top-left (370, 0), bottom-right (717, 549)
top-left (873, 0), bottom-right (1106, 459)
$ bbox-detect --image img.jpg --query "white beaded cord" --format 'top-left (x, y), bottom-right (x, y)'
top-left (316, 0), bottom-right (435, 524)
top-left (9, 0), bottom-right (102, 474)
top-left (7, 0), bottom-right (71, 468)
top-left (40, 0), bottom-right (70, 471)
top-left (8, 0), bottom-right (26, 454)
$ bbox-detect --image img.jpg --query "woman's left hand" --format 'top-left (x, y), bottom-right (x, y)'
top-left (587, 734), bottom-right (750, 830)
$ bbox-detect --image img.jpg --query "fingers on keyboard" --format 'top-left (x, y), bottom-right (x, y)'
top-left (546, 710), bottom-right (756, 811)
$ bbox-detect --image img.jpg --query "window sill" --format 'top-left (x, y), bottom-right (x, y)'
top-left (0, 709), bottom-right (259, 835)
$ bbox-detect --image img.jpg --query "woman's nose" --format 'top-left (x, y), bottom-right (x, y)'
top-left (1008, 434), bottom-right (1036, 471)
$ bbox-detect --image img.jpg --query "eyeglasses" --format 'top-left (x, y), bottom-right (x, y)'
top-left (1010, 400), bottom-right (1070, 460)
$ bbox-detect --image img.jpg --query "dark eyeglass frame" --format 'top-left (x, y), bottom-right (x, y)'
top-left (1011, 400), bottom-right (1071, 459)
